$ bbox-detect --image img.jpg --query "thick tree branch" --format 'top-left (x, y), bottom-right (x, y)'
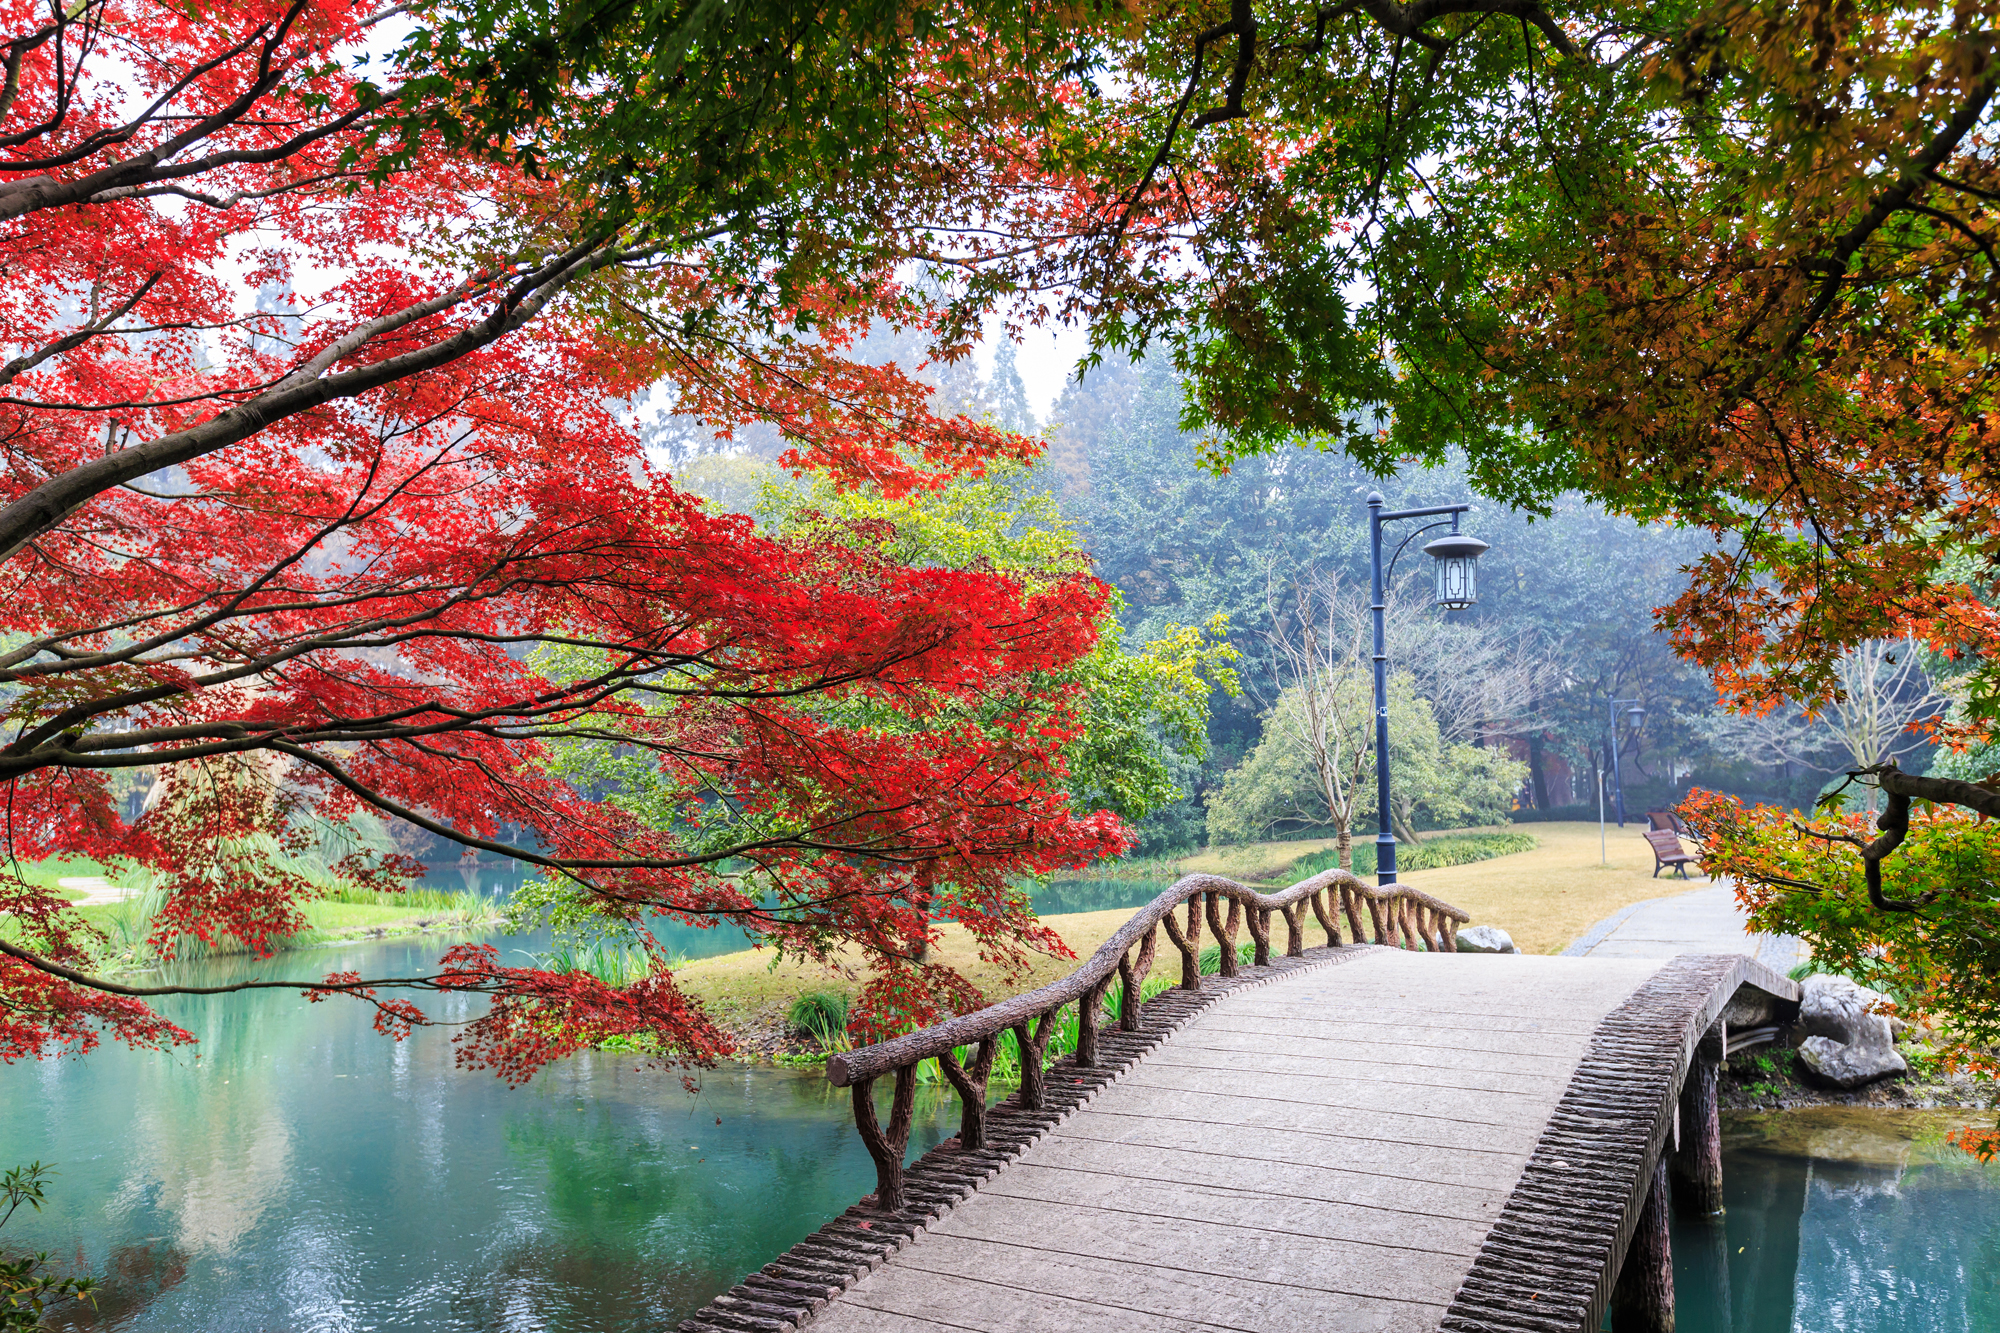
top-left (0, 233), bottom-right (621, 565)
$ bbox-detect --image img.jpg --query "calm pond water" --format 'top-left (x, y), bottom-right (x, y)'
top-left (1028, 877), bottom-right (1175, 915)
top-left (1667, 1108), bottom-right (2000, 1332)
top-left (1, 928), bottom-right (960, 1332)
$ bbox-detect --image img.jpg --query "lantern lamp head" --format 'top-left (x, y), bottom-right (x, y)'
top-left (1626, 704), bottom-right (1647, 729)
top-left (1421, 533), bottom-right (1490, 609)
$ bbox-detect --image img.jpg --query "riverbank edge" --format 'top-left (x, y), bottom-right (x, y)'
top-left (86, 907), bottom-right (509, 978)
top-left (1720, 1036), bottom-right (1999, 1114)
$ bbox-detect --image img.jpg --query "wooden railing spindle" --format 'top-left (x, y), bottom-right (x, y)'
top-left (853, 1064), bottom-right (918, 1212)
top-left (1077, 978), bottom-right (1111, 1066)
top-left (1340, 885), bottom-right (1367, 943)
top-left (1162, 900), bottom-right (1200, 989)
top-left (1251, 906), bottom-right (1273, 966)
top-left (1013, 1011), bottom-right (1056, 1109)
top-left (1118, 927), bottom-right (1156, 1032)
top-left (1310, 888), bottom-right (1340, 947)
top-left (937, 1037), bottom-right (996, 1149)
top-left (1204, 892), bottom-right (1238, 977)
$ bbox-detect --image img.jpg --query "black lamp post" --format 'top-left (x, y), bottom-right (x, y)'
top-left (1366, 492), bottom-right (1490, 886)
top-left (1607, 697), bottom-right (1646, 827)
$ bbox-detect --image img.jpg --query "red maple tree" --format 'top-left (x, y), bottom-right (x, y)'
top-left (0, 0), bottom-right (1127, 1079)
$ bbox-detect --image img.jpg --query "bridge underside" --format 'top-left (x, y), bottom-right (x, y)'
top-left (803, 950), bottom-right (1668, 1333)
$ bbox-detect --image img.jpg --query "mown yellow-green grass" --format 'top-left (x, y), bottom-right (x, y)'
top-left (670, 908), bottom-right (1146, 1041)
top-left (1377, 820), bottom-right (1704, 955)
top-left (674, 819), bottom-right (1707, 1040)
top-left (1166, 821), bottom-right (1705, 956)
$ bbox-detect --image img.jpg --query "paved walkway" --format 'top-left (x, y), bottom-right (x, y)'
top-left (56, 875), bottom-right (141, 905)
top-left (808, 950), bottom-right (1663, 1333)
top-left (1561, 881), bottom-right (1805, 971)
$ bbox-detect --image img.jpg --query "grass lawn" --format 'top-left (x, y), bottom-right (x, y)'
top-left (1169, 820), bottom-right (1705, 956)
top-left (1391, 819), bottom-right (1709, 956)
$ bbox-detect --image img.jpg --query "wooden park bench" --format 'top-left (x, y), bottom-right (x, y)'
top-left (1646, 809), bottom-right (1688, 835)
top-left (1645, 828), bottom-right (1699, 879)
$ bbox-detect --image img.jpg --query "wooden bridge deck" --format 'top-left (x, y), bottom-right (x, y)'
top-left (807, 950), bottom-right (1666, 1333)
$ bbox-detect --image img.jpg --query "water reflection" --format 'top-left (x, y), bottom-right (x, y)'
top-left (1668, 1110), bottom-right (2000, 1332)
top-left (1028, 878), bottom-right (1173, 916)
top-left (3, 930), bottom-right (959, 1332)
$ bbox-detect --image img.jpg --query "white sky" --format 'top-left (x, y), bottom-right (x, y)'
top-left (974, 319), bottom-right (1093, 425)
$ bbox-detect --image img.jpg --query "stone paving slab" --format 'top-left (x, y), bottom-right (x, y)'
top-left (804, 950), bottom-right (1663, 1333)
top-left (1139, 1044), bottom-right (1569, 1097)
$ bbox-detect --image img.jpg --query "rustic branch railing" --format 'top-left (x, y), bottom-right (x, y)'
top-left (825, 868), bottom-right (1472, 1212)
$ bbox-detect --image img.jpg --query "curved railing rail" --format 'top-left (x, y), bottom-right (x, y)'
top-left (826, 868), bottom-right (1472, 1211)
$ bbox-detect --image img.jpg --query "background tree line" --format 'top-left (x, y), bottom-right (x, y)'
top-left (670, 348), bottom-right (1969, 860)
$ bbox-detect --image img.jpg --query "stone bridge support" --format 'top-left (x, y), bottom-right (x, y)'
top-left (1439, 954), bottom-right (1801, 1333)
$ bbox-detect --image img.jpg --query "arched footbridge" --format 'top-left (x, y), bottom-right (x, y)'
top-left (677, 870), bottom-right (1800, 1333)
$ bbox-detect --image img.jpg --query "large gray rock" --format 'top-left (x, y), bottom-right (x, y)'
top-left (1797, 1035), bottom-right (1907, 1089)
top-left (1793, 974), bottom-right (1907, 1088)
top-left (1456, 925), bottom-right (1518, 954)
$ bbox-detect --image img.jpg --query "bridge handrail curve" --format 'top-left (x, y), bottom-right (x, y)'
top-left (828, 869), bottom-right (1466, 1087)
top-left (825, 867), bottom-right (1472, 1214)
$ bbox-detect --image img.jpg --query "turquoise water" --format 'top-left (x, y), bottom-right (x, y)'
top-left (1669, 1110), bottom-right (2000, 1331)
top-left (1, 930), bottom-right (958, 1331)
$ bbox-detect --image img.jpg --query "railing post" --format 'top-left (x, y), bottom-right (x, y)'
top-left (1310, 889), bottom-right (1340, 947)
top-left (1251, 907), bottom-right (1273, 966)
top-left (1672, 1023), bottom-right (1726, 1215)
top-left (1162, 897), bottom-right (1202, 989)
top-left (1365, 894), bottom-right (1389, 945)
top-left (1204, 891), bottom-right (1238, 976)
top-left (1013, 1013), bottom-right (1053, 1109)
top-left (1340, 885), bottom-right (1367, 942)
top-left (853, 1065), bottom-right (918, 1213)
top-left (937, 1039), bottom-right (995, 1151)
top-left (1077, 980), bottom-right (1107, 1067)
top-left (1118, 927), bottom-right (1156, 1031)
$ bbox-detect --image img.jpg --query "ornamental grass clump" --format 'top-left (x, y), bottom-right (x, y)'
top-left (789, 990), bottom-right (853, 1053)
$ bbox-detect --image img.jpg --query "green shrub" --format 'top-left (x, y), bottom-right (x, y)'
top-left (1289, 831), bottom-right (1537, 880)
top-left (529, 940), bottom-right (659, 988)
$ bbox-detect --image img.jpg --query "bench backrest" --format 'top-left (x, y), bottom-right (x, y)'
top-left (1644, 829), bottom-right (1692, 859)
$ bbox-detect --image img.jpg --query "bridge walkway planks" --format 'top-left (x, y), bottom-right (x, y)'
top-left (806, 950), bottom-right (1666, 1333)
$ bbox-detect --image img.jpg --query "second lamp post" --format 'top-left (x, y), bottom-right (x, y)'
top-left (1366, 492), bottom-right (1489, 887)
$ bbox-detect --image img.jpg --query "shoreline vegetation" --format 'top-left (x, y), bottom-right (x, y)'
top-left (3, 856), bottom-right (504, 975)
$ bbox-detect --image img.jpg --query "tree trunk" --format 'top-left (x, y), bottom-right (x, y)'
top-left (1336, 826), bottom-right (1352, 870)
top-left (1392, 802), bottom-right (1423, 848)
top-left (1528, 732), bottom-right (1551, 810)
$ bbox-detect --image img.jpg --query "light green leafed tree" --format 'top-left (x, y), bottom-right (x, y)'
top-left (1207, 674), bottom-right (1524, 860)
top-left (1207, 569), bottom-right (1526, 865)
top-left (755, 459), bottom-right (1238, 827)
